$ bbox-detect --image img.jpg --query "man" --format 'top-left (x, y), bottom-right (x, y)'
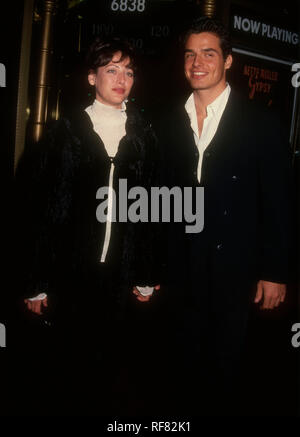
top-left (154, 17), bottom-right (292, 415)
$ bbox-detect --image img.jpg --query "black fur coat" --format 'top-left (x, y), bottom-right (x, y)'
top-left (15, 103), bottom-right (160, 303)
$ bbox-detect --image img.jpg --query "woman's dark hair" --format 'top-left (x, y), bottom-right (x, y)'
top-left (180, 16), bottom-right (232, 60)
top-left (85, 36), bottom-right (138, 73)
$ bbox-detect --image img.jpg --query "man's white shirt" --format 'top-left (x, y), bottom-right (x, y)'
top-left (185, 83), bottom-right (231, 183)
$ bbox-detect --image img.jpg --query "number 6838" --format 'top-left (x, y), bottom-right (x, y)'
top-left (111, 0), bottom-right (146, 12)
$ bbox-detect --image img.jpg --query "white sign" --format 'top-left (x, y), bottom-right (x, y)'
top-left (233, 15), bottom-right (299, 46)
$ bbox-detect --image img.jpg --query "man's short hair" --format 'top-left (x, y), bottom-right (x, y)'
top-left (86, 37), bottom-right (138, 73)
top-left (181, 16), bottom-right (232, 60)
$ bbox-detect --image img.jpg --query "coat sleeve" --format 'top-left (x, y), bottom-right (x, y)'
top-left (122, 121), bottom-right (162, 287)
top-left (257, 113), bottom-right (294, 284)
top-left (14, 120), bottom-right (76, 299)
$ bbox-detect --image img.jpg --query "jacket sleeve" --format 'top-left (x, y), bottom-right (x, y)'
top-left (257, 113), bottom-right (294, 284)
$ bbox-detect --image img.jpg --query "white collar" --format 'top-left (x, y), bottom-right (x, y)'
top-left (185, 83), bottom-right (231, 118)
top-left (92, 99), bottom-right (127, 117)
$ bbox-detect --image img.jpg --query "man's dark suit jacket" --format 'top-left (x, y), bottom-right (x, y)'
top-left (156, 89), bottom-right (293, 343)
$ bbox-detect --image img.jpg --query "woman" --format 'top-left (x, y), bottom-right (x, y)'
top-left (15, 37), bottom-right (160, 357)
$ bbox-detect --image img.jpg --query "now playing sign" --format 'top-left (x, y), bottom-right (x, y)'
top-left (230, 5), bottom-right (299, 60)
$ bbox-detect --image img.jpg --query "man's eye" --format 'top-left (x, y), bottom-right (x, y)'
top-left (107, 69), bottom-right (116, 73)
top-left (127, 71), bottom-right (134, 78)
top-left (205, 53), bottom-right (214, 57)
top-left (185, 53), bottom-right (194, 59)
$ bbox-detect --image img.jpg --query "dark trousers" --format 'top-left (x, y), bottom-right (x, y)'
top-left (160, 240), bottom-right (256, 416)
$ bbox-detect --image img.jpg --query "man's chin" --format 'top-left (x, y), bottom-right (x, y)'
top-left (187, 79), bottom-right (209, 88)
top-left (190, 84), bottom-right (209, 91)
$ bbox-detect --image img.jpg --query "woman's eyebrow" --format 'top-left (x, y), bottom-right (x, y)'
top-left (105, 62), bottom-right (133, 70)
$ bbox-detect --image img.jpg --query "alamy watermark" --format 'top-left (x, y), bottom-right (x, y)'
top-left (0, 63), bottom-right (6, 87)
top-left (291, 323), bottom-right (300, 348)
top-left (0, 323), bottom-right (6, 347)
top-left (291, 63), bottom-right (300, 88)
top-left (96, 180), bottom-right (204, 233)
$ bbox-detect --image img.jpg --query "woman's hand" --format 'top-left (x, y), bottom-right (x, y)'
top-left (132, 285), bottom-right (160, 302)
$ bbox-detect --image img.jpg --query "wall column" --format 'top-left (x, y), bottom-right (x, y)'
top-left (197, 0), bottom-right (217, 18)
top-left (29, 0), bottom-right (56, 144)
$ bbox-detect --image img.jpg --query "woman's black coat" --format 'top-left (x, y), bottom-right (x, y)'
top-left (15, 103), bottom-right (159, 306)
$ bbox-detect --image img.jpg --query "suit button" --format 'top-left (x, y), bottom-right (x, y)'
top-left (223, 210), bottom-right (227, 216)
top-left (205, 152), bottom-right (210, 157)
top-left (232, 175), bottom-right (238, 180)
top-left (216, 243), bottom-right (223, 250)
top-left (193, 171), bottom-right (197, 176)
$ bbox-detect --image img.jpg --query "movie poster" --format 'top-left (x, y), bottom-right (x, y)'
top-left (228, 50), bottom-right (296, 136)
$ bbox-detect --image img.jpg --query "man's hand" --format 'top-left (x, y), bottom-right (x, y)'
top-left (254, 280), bottom-right (286, 310)
top-left (132, 285), bottom-right (160, 302)
top-left (24, 296), bottom-right (48, 315)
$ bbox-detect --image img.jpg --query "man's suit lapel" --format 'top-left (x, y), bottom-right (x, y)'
top-left (170, 92), bottom-right (241, 187)
top-left (174, 91), bottom-right (240, 155)
top-left (199, 91), bottom-right (242, 185)
top-left (205, 90), bottom-right (239, 154)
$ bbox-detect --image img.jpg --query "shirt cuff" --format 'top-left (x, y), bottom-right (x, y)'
top-left (27, 293), bottom-right (47, 301)
top-left (136, 286), bottom-right (154, 296)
